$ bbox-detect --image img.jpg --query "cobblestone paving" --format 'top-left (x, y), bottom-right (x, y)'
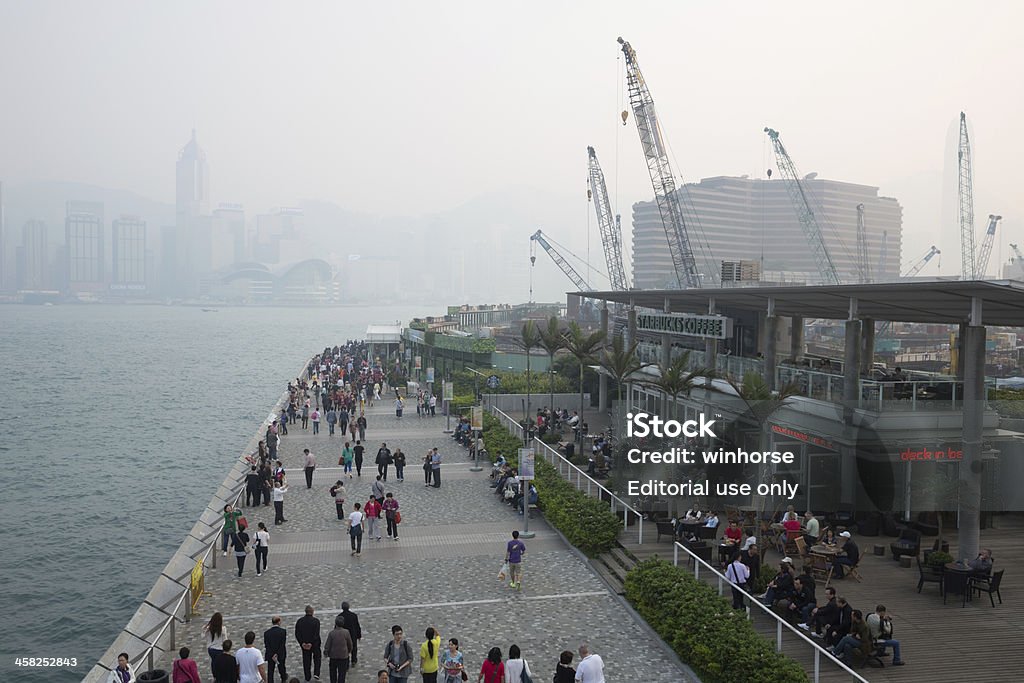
top-left (182, 402), bottom-right (692, 682)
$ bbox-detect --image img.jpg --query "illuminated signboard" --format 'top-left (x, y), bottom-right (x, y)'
top-left (899, 446), bottom-right (963, 462)
top-left (771, 424), bottom-right (835, 450)
top-left (635, 313), bottom-right (732, 340)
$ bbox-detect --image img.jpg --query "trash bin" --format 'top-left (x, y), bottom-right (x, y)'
top-left (138, 669), bottom-right (169, 683)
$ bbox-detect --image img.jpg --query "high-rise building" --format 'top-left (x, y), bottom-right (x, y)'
top-left (65, 200), bottom-right (105, 294)
top-left (16, 220), bottom-right (48, 290)
top-left (171, 129), bottom-right (211, 296)
top-left (111, 215), bottom-right (147, 291)
top-left (631, 176), bottom-right (903, 289)
top-left (211, 203), bottom-right (246, 269)
top-left (254, 208), bottom-right (303, 264)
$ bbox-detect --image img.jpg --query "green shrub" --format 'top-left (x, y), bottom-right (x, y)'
top-left (988, 388), bottom-right (1024, 418)
top-left (625, 560), bottom-right (808, 683)
top-left (482, 413), bottom-right (620, 556)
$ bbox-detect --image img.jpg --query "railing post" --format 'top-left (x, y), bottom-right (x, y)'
top-left (777, 620), bottom-right (783, 653)
top-left (695, 563), bottom-right (700, 581)
top-left (148, 649), bottom-right (154, 672)
top-left (813, 648), bottom-right (820, 683)
top-left (588, 480), bottom-right (591, 496)
top-left (170, 617), bottom-right (176, 650)
top-left (718, 576), bottom-right (723, 595)
top-left (912, 384), bottom-right (917, 410)
top-left (623, 512), bottom-right (627, 530)
top-left (186, 587), bottom-right (192, 622)
top-left (638, 516), bottom-right (643, 544)
top-left (212, 544), bottom-right (217, 569)
top-left (673, 544), bottom-right (679, 566)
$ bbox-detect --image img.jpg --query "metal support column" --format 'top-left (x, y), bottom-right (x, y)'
top-left (764, 297), bottom-right (778, 391)
top-left (843, 299), bottom-right (861, 406)
top-left (789, 315), bottom-right (804, 362)
top-left (860, 317), bottom-right (875, 377)
top-left (959, 300), bottom-right (986, 560)
top-left (599, 303), bottom-right (609, 412)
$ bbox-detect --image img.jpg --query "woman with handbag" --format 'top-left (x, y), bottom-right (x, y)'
top-left (383, 492), bottom-right (400, 541)
top-left (477, 647), bottom-right (503, 683)
top-left (440, 638), bottom-right (464, 683)
top-left (502, 645), bottom-right (531, 683)
top-left (232, 526), bottom-right (250, 578)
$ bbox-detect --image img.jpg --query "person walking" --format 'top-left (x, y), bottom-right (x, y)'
top-left (339, 407), bottom-right (349, 437)
top-left (326, 407), bottom-right (338, 436)
top-left (246, 466), bottom-right (262, 507)
top-left (203, 613), bottom-right (228, 678)
top-left (477, 647), bottom-right (503, 683)
top-left (393, 449), bottom-right (406, 482)
top-left (372, 475), bottom-right (386, 504)
top-left (419, 627), bottom-right (441, 683)
top-left (348, 502), bottom-right (364, 556)
top-left (354, 441), bottom-right (365, 477)
top-left (394, 396), bottom-right (404, 418)
top-left (221, 504), bottom-right (244, 556)
top-left (430, 448), bottom-right (441, 489)
top-left (505, 530), bottom-right (526, 590)
top-left (349, 416), bottom-right (358, 443)
top-left (303, 449), bottom-right (317, 490)
top-left (376, 443), bottom-right (392, 480)
top-left (263, 617), bottom-right (288, 683)
top-left (311, 408), bottom-right (321, 435)
top-left (383, 625), bottom-right (414, 683)
top-left (330, 480), bottom-right (347, 520)
top-left (501, 645), bottom-right (530, 683)
top-left (364, 495), bottom-right (383, 542)
top-left (574, 644), bottom-right (604, 683)
top-left (272, 480), bottom-right (289, 525)
top-left (232, 525), bottom-right (251, 578)
top-left (254, 522), bottom-right (271, 577)
top-left (422, 450), bottom-right (433, 487)
top-left (439, 639), bottom-right (464, 683)
top-left (357, 413), bottom-right (367, 442)
top-left (212, 641), bottom-right (238, 683)
top-left (382, 492), bottom-right (400, 541)
top-left (235, 631), bottom-right (267, 683)
top-left (552, 651), bottom-right (574, 683)
top-left (301, 403), bottom-right (310, 430)
top-left (726, 553), bottom-right (750, 610)
top-left (295, 606), bottom-right (322, 683)
top-left (323, 615), bottom-right (354, 683)
top-left (278, 410), bottom-right (289, 436)
top-left (337, 603), bottom-right (362, 667)
top-left (172, 646), bottom-right (202, 683)
top-left (341, 442), bottom-right (355, 478)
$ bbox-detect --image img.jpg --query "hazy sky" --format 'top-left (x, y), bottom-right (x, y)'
top-left (1, 1), bottom-right (1021, 276)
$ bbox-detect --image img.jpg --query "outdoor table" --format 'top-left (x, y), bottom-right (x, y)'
top-left (944, 562), bottom-right (973, 606)
top-left (811, 545), bottom-right (838, 556)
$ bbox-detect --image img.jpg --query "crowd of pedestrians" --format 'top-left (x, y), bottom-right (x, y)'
top-left (193, 603), bottom-right (604, 683)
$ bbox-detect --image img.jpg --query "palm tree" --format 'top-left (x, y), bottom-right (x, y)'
top-left (537, 316), bottom-right (566, 416)
top-left (597, 334), bottom-right (648, 404)
top-left (641, 350), bottom-right (713, 420)
top-left (514, 320), bottom-right (542, 424)
top-left (561, 322), bottom-right (607, 424)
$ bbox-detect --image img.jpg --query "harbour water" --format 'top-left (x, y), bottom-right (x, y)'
top-left (0, 303), bottom-right (422, 682)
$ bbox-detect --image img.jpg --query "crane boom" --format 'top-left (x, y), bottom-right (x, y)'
top-left (530, 229), bottom-right (592, 291)
top-left (587, 146), bottom-right (629, 291)
top-left (904, 246), bottom-right (941, 278)
top-left (856, 203), bottom-right (871, 283)
top-left (876, 230), bottom-right (888, 281)
top-left (1011, 243), bottom-right (1024, 263)
top-left (975, 214), bottom-right (1002, 278)
top-left (958, 112), bottom-right (976, 280)
top-left (764, 127), bottom-right (841, 285)
top-left (618, 37), bottom-right (707, 289)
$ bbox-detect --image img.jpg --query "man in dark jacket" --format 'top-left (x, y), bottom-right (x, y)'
top-left (295, 605), bottom-right (321, 682)
top-left (337, 602), bottom-right (362, 665)
top-left (264, 616), bottom-right (288, 682)
top-left (833, 531), bottom-right (860, 579)
top-left (376, 443), bottom-right (391, 480)
top-left (825, 596), bottom-right (853, 647)
top-left (801, 586), bottom-right (838, 636)
top-left (212, 640), bottom-right (238, 683)
top-left (323, 615), bottom-right (354, 683)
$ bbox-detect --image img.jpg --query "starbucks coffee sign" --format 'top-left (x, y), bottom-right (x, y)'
top-left (636, 312), bottom-right (732, 339)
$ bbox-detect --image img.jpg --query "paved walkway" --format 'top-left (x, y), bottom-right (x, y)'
top-left (179, 400), bottom-right (692, 681)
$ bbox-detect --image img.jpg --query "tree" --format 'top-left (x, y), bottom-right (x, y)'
top-left (537, 316), bottom-right (566, 416)
top-left (641, 350), bottom-right (713, 420)
top-left (597, 334), bottom-right (648, 404)
top-left (514, 320), bottom-right (542, 424)
top-left (561, 322), bottom-right (607, 424)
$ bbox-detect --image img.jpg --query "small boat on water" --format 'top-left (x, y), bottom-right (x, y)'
top-left (201, 308), bottom-right (219, 312)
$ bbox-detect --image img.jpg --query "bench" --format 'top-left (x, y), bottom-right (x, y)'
top-left (656, 520), bottom-right (677, 542)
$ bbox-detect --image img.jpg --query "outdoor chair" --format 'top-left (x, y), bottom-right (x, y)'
top-left (698, 525), bottom-right (719, 541)
top-left (916, 557), bottom-right (944, 595)
top-left (656, 520), bottom-right (676, 543)
top-left (889, 527), bottom-right (922, 561)
top-left (846, 556), bottom-right (863, 582)
top-left (794, 535), bottom-right (809, 559)
top-left (971, 569), bottom-right (1004, 607)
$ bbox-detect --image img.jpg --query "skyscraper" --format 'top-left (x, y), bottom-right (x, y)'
top-left (111, 215), bottom-right (147, 291)
top-left (65, 200), bottom-right (105, 294)
top-left (17, 220), bottom-right (48, 290)
top-left (171, 129), bottom-right (211, 296)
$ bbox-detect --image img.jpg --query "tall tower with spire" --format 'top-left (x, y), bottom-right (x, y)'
top-left (166, 129), bottom-right (211, 296)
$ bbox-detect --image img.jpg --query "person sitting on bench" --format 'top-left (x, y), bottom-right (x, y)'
top-left (832, 609), bottom-right (871, 663)
top-left (866, 605), bottom-right (905, 666)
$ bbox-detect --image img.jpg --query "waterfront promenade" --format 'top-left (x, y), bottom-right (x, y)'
top-left (175, 398), bottom-right (692, 681)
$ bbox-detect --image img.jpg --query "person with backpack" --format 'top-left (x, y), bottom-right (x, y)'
top-left (232, 525), bottom-right (251, 578)
top-left (383, 625), bottom-right (414, 681)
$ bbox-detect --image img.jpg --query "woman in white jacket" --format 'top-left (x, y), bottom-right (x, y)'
top-left (503, 644), bottom-right (532, 683)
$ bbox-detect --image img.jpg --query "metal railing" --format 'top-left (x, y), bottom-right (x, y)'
top-left (671, 541), bottom-right (870, 683)
top-left (488, 405), bottom-right (646, 544)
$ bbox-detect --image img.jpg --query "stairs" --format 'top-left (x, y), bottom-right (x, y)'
top-left (593, 545), bottom-right (638, 594)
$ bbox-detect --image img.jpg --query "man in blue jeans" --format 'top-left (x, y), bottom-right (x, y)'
top-left (866, 605), bottom-right (906, 665)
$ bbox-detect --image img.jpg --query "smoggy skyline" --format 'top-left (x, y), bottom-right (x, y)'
top-left (1, 1), bottom-right (1022, 291)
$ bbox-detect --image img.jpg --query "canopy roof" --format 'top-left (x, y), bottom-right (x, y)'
top-left (581, 280), bottom-right (1024, 326)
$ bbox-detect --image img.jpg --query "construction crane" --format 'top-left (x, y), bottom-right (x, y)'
top-left (618, 36), bottom-right (708, 289)
top-left (975, 214), bottom-right (1002, 278)
top-left (904, 245), bottom-right (941, 278)
top-left (1011, 243), bottom-right (1024, 264)
top-left (958, 112), bottom-right (976, 280)
top-left (876, 231), bottom-right (889, 281)
top-left (764, 128), bottom-right (842, 285)
top-left (587, 146), bottom-right (630, 291)
top-left (856, 203), bottom-right (871, 283)
top-left (529, 229), bottom-right (592, 291)
top-left (878, 246), bottom-right (942, 337)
